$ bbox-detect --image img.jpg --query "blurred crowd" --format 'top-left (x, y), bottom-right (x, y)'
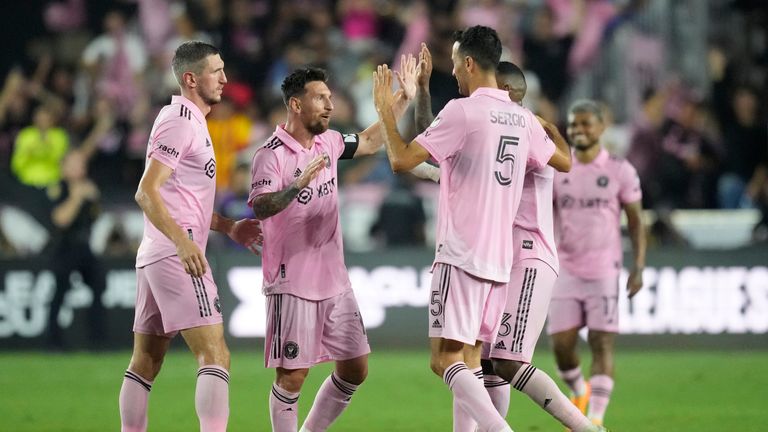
top-left (0, 0), bottom-right (766, 258)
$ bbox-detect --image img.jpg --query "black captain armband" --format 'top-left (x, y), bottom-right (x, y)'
top-left (340, 134), bottom-right (359, 160)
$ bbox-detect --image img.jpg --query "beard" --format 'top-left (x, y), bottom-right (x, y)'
top-left (201, 92), bottom-right (222, 106)
top-left (573, 139), bottom-right (599, 151)
top-left (306, 118), bottom-right (329, 135)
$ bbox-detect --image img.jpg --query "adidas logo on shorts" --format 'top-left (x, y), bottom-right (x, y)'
top-left (431, 319), bottom-right (442, 329)
top-left (494, 340), bottom-right (506, 350)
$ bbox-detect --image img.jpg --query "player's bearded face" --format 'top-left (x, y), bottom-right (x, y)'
top-left (300, 81), bottom-right (334, 135)
top-left (567, 112), bottom-right (604, 150)
top-left (197, 54), bottom-right (227, 106)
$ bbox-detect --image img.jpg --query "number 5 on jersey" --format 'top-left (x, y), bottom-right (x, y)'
top-left (495, 135), bottom-right (519, 186)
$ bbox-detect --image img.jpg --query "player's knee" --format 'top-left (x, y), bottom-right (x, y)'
top-left (129, 353), bottom-right (164, 380)
top-left (491, 359), bottom-right (524, 382)
top-left (276, 368), bottom-right (309, 393)
top-left (340, 365), bottom-right (368, 385)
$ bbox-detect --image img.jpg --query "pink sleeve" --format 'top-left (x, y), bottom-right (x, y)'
top-left (526, 112), bottom-right (556, 170)
top-left (147, 117), bottom-right (193, 170)
top-left (325, 130), bottom-right (345, 160)
top-left (248, 147), bottom-right (281, 207)
top-left (619, 160), bottom-right (643, 204)
top-left (414, 100), bottom-right (466, 163)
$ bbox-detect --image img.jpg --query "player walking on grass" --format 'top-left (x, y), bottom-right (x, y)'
top-left (373, 26), bottom-right (572, 432)
top-left (248, 63), bottom-right (416, 432)
top-left (548, 99), bottom-right (646, 428)
top-left (409, 46), bottom-right (604, 431)
top-left (119, 41), bottom-right (262, 432)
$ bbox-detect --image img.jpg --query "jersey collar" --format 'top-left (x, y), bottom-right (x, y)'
top-left (470, 87), bottom-right (511, 102)
top-left (274, 124), bottom-right (316, 153)
top-left (576, 147), bottom-right (610, 166)
top-left (171, 95), bottom-right (206, 123)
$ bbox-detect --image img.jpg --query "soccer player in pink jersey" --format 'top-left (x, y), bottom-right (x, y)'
top-left (410, 53), bottom-right (603, 432)
top-left (373, 26), bottom-right (573, 432)
top-left (118, 41), bottom-right (262, 432)
top-left (248, 63), bottom-right (417, 432)
top-left (548, 99), bottom-right (646, 427)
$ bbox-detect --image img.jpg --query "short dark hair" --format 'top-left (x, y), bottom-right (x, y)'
top-left (281, 67), bottom-right (329, 106)
top-left (568, 99), bottom-right (604, 122)
top-left (171, 41), bottom-right (219, 85)
top-left (497, 61), bottom-right (525, 83)
top-left (452, 26), bottom-right (502, 71)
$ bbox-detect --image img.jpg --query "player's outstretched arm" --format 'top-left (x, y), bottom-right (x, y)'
top-left (414, 42), bottom-right (435, 133)
top-left (210, 213), bottom-right (263, 255)
top-left (354, 54), bottom-right (418, 158)
top-left (251, 155), bottom-right (325, 220)
top-left (536, 115), bottom-right (572, 172)
top-left (623, 200), bottom-right (646, 298)
top-left (373, 65), bottom-right (431, 172)
top-left (135, 159), bottom-right (207, 277)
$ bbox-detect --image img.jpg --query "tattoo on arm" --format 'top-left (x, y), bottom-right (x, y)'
top-left (252, 183), bottom-right (301, 220)
top-left (414, 88), bottom-right (434, 134)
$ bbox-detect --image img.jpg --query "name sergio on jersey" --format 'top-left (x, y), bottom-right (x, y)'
top-left (490, 110), bottom-right (526, 127)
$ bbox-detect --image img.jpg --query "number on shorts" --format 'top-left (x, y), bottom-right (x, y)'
top-left (602, 296), bottom-right (617, 323)
top-left (498, 312), bottom-right (512, 337)
top-left (430, 289), bottom-right (443, 317)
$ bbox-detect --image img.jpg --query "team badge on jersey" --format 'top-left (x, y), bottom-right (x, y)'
top-left (597, 176), bottom-right (609, 187)
top-left (204, 158), bottom-right (216, 178)
top-left (322, 152), bottom-right (331, 168)
top-left (214, 297), bottom-right (221, 313)
top-left (283, 341), bottom-right (299, 359)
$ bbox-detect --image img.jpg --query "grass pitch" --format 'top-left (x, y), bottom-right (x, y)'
top-left (1, 349), bottom-right (764, 431)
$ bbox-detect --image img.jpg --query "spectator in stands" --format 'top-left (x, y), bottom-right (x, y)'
top-left (370, 174), bottom-right (426, 248)
top-left (11, 104), bottom-right (69, 188)
top-left (208, 90), bottom-right (253, 191)
top-left (717, 86), bottom-right (768, 208)
top-left (522, 5), bottom-right (574, 105)
top-left (46, 149), bottom-right (105, 349)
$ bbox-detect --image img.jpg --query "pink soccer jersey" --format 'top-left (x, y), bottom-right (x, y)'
top-left (415, 88), bottom-right (555, 283)
top-left (248, 125), bottom-right (352, 301)
top-left (553, 148), bottom-right (642, 280)
top-left (513, 165), bottom-right (558, 274)
top-left (136, 95), bottom-right (217, 268)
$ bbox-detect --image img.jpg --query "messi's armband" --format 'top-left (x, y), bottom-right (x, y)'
top-left (340, 134), bottom-right (359, 160)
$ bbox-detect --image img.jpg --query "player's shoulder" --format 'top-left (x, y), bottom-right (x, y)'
top-left (155, 103), bottom-right (196, 128)
top-left (260, 134), bottom-right (287, 152)
top-left (317, 128), bottom-right (343, 145)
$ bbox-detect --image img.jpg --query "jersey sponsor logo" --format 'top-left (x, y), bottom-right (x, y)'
top-left (204, 158), bottom-right (216, 179)
top-left (494, 340), bottom-right (507, 350)
top-left (294, 168), bottom-right (302, 178)
top-left (597, 175), bottom-right (610, 187)
top-left (205, 138), bottom-right (211, 147)
top-left (490, 110), bottom-right (526, 127)
top-left (431, 319), bottom-right (442, 329)
top-left (522, 240), bottom-right (533, 250)
top-left (559, 195), bottom-right (611, 209)
top-left (283, 341), bottom-right (299, 359)
top-left (252, 178), bottom-right (271, 188)
top-left (155, 142), bottom-right (180, 159)
top-left (297, 187), bottom-right (313, 204)
top-left (264, 136), bottom-right (284, 150)
top-left (316, 178), bottom-right (336, 198)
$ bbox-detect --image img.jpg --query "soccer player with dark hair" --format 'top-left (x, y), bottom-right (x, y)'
top-left (373, 26), bottom-right (572, 432)
top-left (409, 48), bottom-right (605, 431)
top-left (248, 60), bottom-right (417, 432)
top-left (548, 99), bottom-right (646, 428)
top-left (118, 41), bottom-right (262, 432)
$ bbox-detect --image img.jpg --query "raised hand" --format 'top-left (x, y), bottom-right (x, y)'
top-left (372, 64), bottom-right (395, 115)
top-left (395, 53), bottom-right (418, 100)
top-left (296, 155), bottom-right (326, 189)
top-left (416, 42), bottom-right (433, 89)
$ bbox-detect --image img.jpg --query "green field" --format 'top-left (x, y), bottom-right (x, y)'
top-left (1, 349), bottom-right (764, 431)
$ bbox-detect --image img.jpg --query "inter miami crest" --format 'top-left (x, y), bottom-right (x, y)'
top-left (284, 341), bottom-right (299, 359)
top-left (597, 175), bottom-right (609, 187)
